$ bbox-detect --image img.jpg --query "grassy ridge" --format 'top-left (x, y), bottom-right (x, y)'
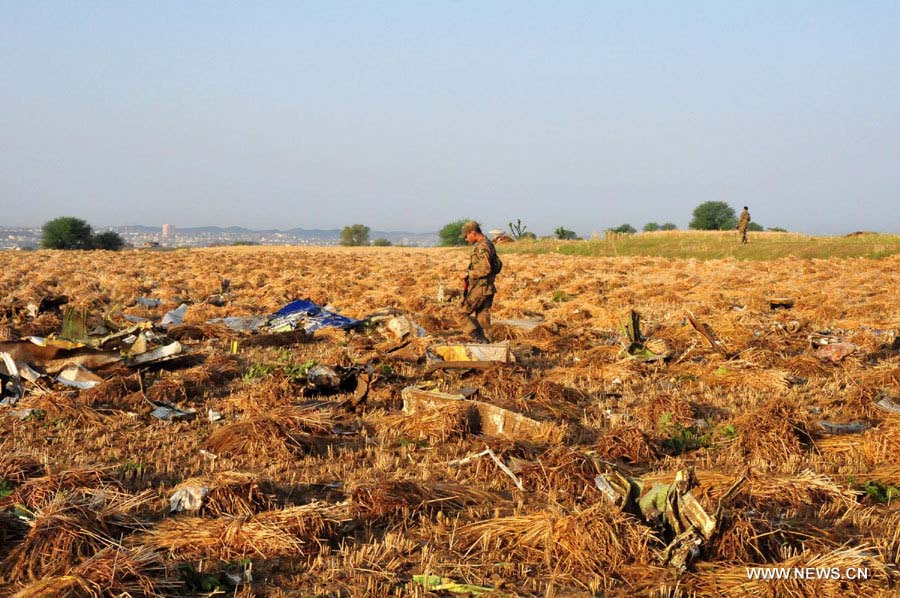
top-left (496, 231), bottom-right (900, 260)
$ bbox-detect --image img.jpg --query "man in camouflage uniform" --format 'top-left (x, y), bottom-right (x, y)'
top-left (737, 206), bottom-right (751, 244)
top-left (459, 221), bottom-right (501, 343)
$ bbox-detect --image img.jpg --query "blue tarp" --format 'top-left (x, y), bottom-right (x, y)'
top-left (269, 299), bottom-right (360, 333)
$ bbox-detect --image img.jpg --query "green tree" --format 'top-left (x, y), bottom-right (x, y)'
top-left (438, 219), bottom-right (469, 247)
top-left (768, 226), bottom-right (788, 233)
top-left (372, 238), bottom-right (392, 246)
top-left (554, 227), bottom-right (578, 240)
top-left (747, 222), bottom-right (764, 232)
top-left (41, 217), bottom-right (94, 249)
top-left (340, 224), bottom-right (370, 246)
top-left (660, 222), bottom-right (678, 231)
top-left (93, 230), bottom-right (125, 250)
top-left (610, 224), bottom-right (637, 234)
top-left (689, 201), bottom-right (736, 230)
top-left (643, 222), bottom-right (660, 232)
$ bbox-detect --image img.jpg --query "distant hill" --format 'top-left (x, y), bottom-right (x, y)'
top-left (104, 225), bottom-right (438, 246)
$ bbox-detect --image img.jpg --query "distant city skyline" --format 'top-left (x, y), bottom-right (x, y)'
top-left (2, 2), bottom-right (898, 235)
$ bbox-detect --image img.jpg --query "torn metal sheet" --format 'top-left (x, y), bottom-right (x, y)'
top-left (27, 336), bottom-right (85, 350)
top-left (127, 333), bottom-right (148, 356)
top-left (768, 297), bottom-right (795, 309)
top-left (493, 317), bottom-right (545, 332)
top-left (269, 299), bottom-right (359, 333)
top-left (149, 401), bottom-right (196, 421)
top-left (401, 386), bottom-right (562, 442)
top-left (169, 485), bottom-right (208, 512)
top-left (874, 393), bottom-right (900, 414)
top-left (136, 297), bottom-right (162, 308)
top-left (307, 365), bottom-right (341, 388)
top-left (596, 467), bottom-right (722, 572)
top-left (121, 313), bottom-right (150, 323)
top-left (207, 316), bottom-right (268, 332)
top-left (618, 310), bottom-right (669, 362)
top-left (16, 362), bottom-right (42, 383)
top-left (61, 306), bottom-right (89, 341)
top-left (0, 341), bottom-right (60, 364)
top-left (427, 342), bottom-right (514, 364)
top-left (56, 364), bottom-right (104, 389)
top-left (42, 352), bottom-right (122, 374)
top-left (595, 471), bottom-right (641, 508)
top-left (1, 352), bottom-right (24, 406)
top-left (686, 311), bottom-right (730, 357)
top-left (9, 408), bottom-right (40, 420)
top-left (424, 360), bottom-right (500, 373)
top-left (159, 303), bottom-right (188, 328)
top-left (127, 342), bottom-right (183, 366)
top-left (86, 322), bottom-right (154, 349)
top-left (386, 316), bottom-right (427, 340)
top-left (205, 294), bottom-right (228, 307)
top-left (814, 342), bottom-right (857, 362)
top-left (817, 421), bottom-right (871, 435)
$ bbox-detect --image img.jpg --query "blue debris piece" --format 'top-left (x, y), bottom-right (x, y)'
top-left (269, 299), bottom-right (359, 333)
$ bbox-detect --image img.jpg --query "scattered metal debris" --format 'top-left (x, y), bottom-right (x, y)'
top-left (56, 364), bottom-right (104, 389)
top-left (595, 467), bottom-right (733, 572)
top-left (768, 297), bottom-right (795, 309)
top-left (149, 401), bottom-right (197, 422)
top-left (0, 352), bottom-right (24, 405)
top-left (619, 309), bottom-right (669, 361)
top-left (425, 342), bottom-right (514, 371)
top-left (814, 342), bottom-right (857, 363)
top-left (874, 392), bottom-right (900, 414)
top-left (493, 317), bottom-right (545, 332)
top-left (170, 484), bottom-right (209, 512)
top-left (136, 297), bottom-right (162, 308)
top-left (159, 303), bottom-right (188, 328)
top-left (401, 386), bottom-right (563, 442)
top-left (817, 420), bottom-right (872, 435)
top-left (686, 311), bottom-right (730, 357)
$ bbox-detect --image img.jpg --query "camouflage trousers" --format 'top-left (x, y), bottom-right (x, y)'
top-left (459, 285), bottom-right (494, 342)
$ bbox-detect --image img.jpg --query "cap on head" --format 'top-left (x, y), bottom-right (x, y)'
top-left (743, 206), bottom-right (749, 210)
top-left (461, 221), bottom-right (482, 236)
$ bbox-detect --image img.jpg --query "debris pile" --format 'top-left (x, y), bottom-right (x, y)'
top-left (0, 247), bottom-right (897, 595)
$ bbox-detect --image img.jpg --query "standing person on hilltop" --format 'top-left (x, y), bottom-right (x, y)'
top-left (737, 206), bottom-right (751, 244)
top-left (459, 221), bottom-right (502, 343)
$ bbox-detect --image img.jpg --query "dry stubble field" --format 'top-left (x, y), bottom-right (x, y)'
top-left (1, 246), bottom-right (899, 597)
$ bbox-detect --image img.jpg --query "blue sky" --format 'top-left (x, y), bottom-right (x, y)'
top-left (2, 1), bottom-right (898, 235)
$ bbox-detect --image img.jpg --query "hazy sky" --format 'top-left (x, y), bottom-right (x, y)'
top-left (2, 2), bottom-right (898, 235)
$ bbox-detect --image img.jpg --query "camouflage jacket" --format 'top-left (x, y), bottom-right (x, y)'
top-left (467, 237), bottom-right (499, 292)
top-left (737, 210), bottom-right (751, 230)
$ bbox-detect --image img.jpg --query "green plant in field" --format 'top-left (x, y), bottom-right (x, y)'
top-left (658, 413), bottom-right (710, 455)
top-left (283, 359), bottom-right (317, 382)
top-left (551, 290), bottom-right (570, 302)
top-left (0, 479), bottom-right (14, 499)
top-left (177, 563), bottom-right (225, 592)
top-left (720, 423), bottom-right (737, 440)
top-left (861, 480), bottom-right (899, 504)
top-left (243, 362), bottom-right (277, 381)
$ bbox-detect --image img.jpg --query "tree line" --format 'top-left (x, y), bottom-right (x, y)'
top-left (41, 202), bottom-right (782, 250)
